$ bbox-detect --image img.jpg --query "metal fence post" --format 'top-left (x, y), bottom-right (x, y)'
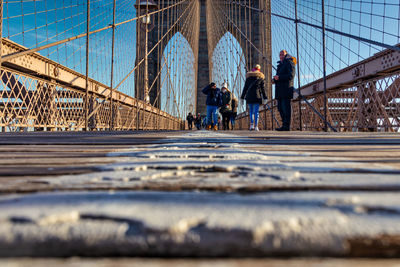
top-left (85, 0), bottom-right (91, 131)
top-left (0, 0), bottom-right (3, 133)
top-left (0, 0), bottom-right (2, 68)
top-left (263, 0), bottom-right (273, 130)
top-left (110, 0), bottom-right (116, 130)
top-left (294, 0), bottom-right (302, 131)
top-left (322, 0), bottom-right (328, 132)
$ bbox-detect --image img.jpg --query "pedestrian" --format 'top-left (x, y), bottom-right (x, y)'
top-left (202, 82), bottom-right (222, 131)
top-left (195, 113), bottom-right (202, 130)
top-left (230, 94), bottom-right (238, 130)
top-left (240, 64), bottom-right (268, 131)
top-left (202, 116), bottom-right (207, 129)
top-left (186, 112), bottom-right (194, 130)
top-left (273, 50), bottom-right (296, 131)
top-left (219, 83), bottom-right (232, 130)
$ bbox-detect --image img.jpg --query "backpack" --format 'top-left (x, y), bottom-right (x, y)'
top-left (231, 97), bottom-right (238, 111)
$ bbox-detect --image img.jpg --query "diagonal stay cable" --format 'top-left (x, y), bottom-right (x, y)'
top-left (2, 0), bottom-right (190, 62)
top-left (228, 0), bottom-right (400, 53)
top-left (214, 1), bottom-right (336, 131)
top-left (143, 5), bottom-right (198, 129)
top-left (211, 1), bottom-right (282, 125)
top-left (84, 0), bottom-right (195, 122)
top-left (113, 0), bottom-right (194, 92)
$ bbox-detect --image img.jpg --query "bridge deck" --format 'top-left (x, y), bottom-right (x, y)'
top-left (0, 130), bottom-right (400, 259)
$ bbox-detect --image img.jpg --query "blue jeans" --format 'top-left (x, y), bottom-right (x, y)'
top-left (206, 105), bottom-right (219, 126)
top-left (230, 112), bottom-right (237, 129)
top-left (248, 103), bottom-right (260, 126)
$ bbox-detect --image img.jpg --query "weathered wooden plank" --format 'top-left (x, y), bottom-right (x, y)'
top-left (1, 258), bottom-right (400, 266)
top-left (0, 131), bottom-right (400, 193)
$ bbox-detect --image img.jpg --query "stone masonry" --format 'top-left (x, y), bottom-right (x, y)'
top-left (135, 0), bottom-right (272, 115)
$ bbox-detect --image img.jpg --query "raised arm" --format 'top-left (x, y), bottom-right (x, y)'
top-left (202, 85), bottom-right (211, 95)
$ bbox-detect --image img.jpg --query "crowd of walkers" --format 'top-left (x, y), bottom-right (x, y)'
top-left (187, 50), bottom-right (296, 132)
top-left (186, 112), bottom-right (211, 130)
top-left (200, 82), bottom-right (238, 131)
top-left (186, 84), bottom-right (238, 131)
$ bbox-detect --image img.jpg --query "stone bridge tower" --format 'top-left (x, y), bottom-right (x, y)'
top-left (135, 0), bottom-right (271, 115)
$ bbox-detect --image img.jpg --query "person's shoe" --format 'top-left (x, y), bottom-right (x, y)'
top-left (276, 127), bottom-right (290, 131)
top-left (207, 125), bottom-right (212, 130)
top-left (249, 124), bottom-right (254, 131)
top-left (254, 126), bottom-right (259, 131)
top-left (213, 125), bottom-right (218, 131)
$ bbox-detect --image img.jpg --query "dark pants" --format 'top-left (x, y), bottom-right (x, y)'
top-left (230, 112), bottom-right (237, 130)
top-left (195, 121), bottom-right (201, 130)
top-left (277, 98), bottom-right (292, 129)
top-left (221, 112), bottom-right (230, 130)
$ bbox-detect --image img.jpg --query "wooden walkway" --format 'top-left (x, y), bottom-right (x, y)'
top-left (0, 130), bottom-right (400, 259)
top-left (1, 130), bottom-right (400, 193)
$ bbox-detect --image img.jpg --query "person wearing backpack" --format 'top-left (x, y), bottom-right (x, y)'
top-left (219, 83), bottom-right (232, 130)
top-left (195, 113), bottom-right (202, 130)
top-left (230, 94), bottom-right (238, 130)
top-left (186, 112), bottom-right (194, 130)
top-left (273, 50), bottom-right (296, 131)
top-left (240, 64), bottom-right (268, 131)
top-left (202, 82), bottom-right (223, 131)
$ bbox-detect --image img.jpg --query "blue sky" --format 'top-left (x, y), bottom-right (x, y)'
top-left (271, 0), bottom-right (400, 86)
top-left (160, 32), bottom-right (196, 118)
top-left (2, 0), bottom-right (400, 117)
top-left (212, 32), bottom-right (247, 113)
top-left (3, 0), bottom-right (136, 96)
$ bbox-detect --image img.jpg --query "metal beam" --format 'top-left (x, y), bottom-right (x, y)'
top-left (0, 0), bottom-right (189, 63)
top-left (1, 38), bottom-right (130, 106)
top-left (0, 38), bottom-right (181, 127)
top-left (295, 45), bottom-right (400, 98)
top-left (270, 12), bottom-right (400, 53)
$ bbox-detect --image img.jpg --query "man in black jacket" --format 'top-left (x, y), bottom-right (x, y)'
top-left (273, 50), bottom-right (296, 131)
top-left (186, 112), bottom-right (194, 130)
top-left (202, 82), bottom-right (222, 131)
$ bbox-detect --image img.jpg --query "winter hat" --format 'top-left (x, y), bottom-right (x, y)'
top-left (252, 64), bottom-right (261, 71)
top-left (221, 82), bottom-right (228, 89)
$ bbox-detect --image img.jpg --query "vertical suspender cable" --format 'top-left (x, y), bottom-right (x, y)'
top-left (294, 0), bottom-right (302, 131)
top-left (85, 0), bottom-right (91, 131)
top-left (0, 0), bottom-right (2, 133)
top-left (144, 2), bottom-right (149, 105)
top-left (110, 0), bottom-right (116, 130)
top-left (156, 0), bottom-right (161, 129)
top-left (136, 6), bottom-right (141, 131)
top-left (248, 0), bottom-right (252, 70)
top-left (0, 0), bottom-right (2, 132)
top-left (0, 0), bottom-right (2, 68)
top-left (265, 0), bottom-right (273, 130)
top-left (322, 0), bottom-right (328, 132)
